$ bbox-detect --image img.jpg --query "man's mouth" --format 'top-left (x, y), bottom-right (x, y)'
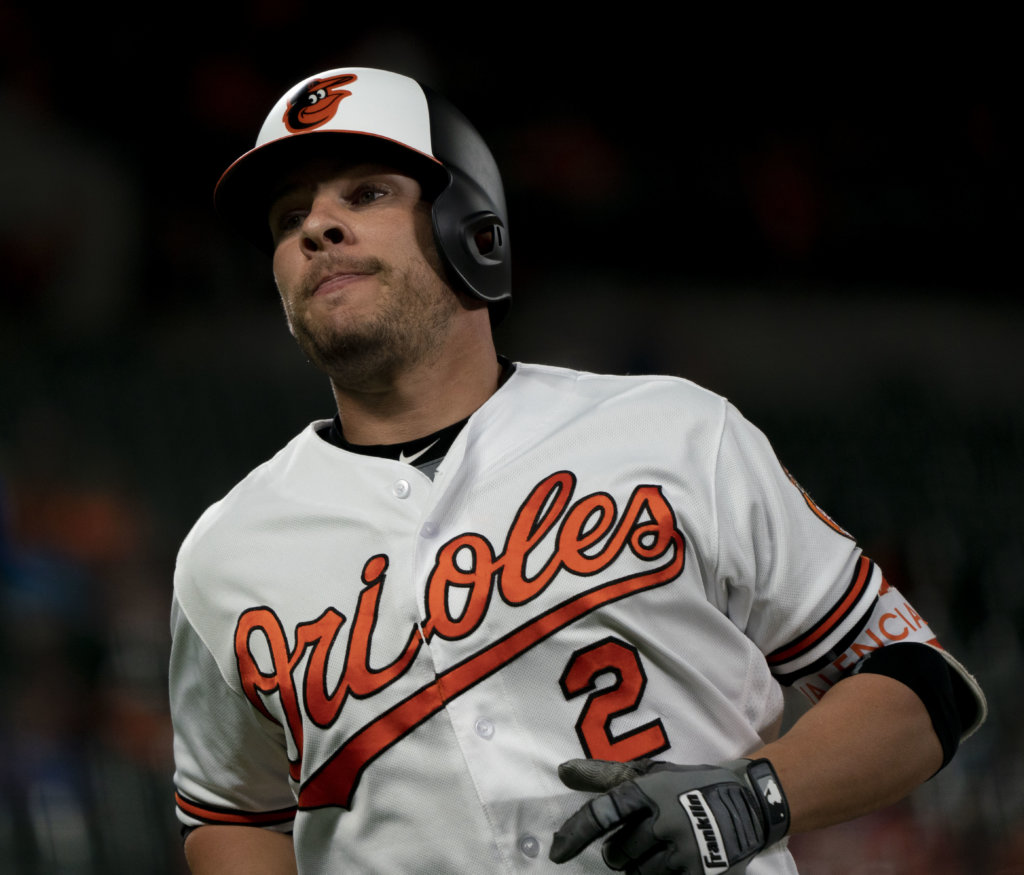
top-left (307, 257), bottom-right (383, 298)
top-left (313, 271), bottom-right (371, 297)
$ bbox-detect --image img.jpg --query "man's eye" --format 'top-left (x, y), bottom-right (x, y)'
top-left (351, 184), bottom-right (389, 206)
top-left (274, 211), bottom-right (306, 235)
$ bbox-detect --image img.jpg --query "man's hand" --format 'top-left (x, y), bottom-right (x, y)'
top-left (549, 757), bottom-right (789, 874)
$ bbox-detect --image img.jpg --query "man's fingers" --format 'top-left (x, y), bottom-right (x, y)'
top-left (550, 794), bottom-right (625, 862)
top-left (556, 758), bottom-right (647, 793)
top-left (550, 777), bottom-right (655, 864)
top-left (600, 810), bottom-right (660, 871)
top-left (550, 759), bottom-right (659, 864)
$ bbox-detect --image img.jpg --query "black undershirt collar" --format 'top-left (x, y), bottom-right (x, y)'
top-left (315, 357), bottom-right (515, 477)
top-left (318, 415), bottom-right (468, 475)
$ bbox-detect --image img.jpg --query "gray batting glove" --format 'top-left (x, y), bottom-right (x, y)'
top-left (549, 757), bottom-right (789, 874)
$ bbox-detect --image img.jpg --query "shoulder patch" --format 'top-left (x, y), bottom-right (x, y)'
top-left (782, 465), bottom-right (853, 540)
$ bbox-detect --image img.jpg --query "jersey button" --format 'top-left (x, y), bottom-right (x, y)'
top-left (474, 717), bottom-right (495, 739)
top-left (392, 479), bottom-right (411, 499)
top-left (518, 835), bottom-right (540, 858)
top-left (420, 521), bottom-right (438, 538)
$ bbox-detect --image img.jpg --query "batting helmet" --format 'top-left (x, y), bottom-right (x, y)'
top-left (215, 67), bottom-right (511, 322)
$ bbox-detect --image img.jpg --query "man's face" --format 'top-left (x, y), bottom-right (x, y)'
top-left (269, 159), bottom-right (459, 388)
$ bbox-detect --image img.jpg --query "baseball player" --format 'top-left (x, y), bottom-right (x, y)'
top-left (169, 68), bottom-right (986, 874)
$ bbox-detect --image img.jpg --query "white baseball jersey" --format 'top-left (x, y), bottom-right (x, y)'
top-left (170, 363), bottom-right (983, 874)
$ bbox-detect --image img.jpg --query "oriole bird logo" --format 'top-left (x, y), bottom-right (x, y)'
top-left (283, 74), bottom-right (357, 133)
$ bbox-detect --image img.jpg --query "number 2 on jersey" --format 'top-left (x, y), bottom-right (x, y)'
top-left (559, 637), bottom-right (670, 761)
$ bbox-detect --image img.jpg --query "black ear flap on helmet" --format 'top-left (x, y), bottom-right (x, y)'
top-left (214, 68), bottom-right (511, 324)
top-left (422, 85), bottom-right (510, 322)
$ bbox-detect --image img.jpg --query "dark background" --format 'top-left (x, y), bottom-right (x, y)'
top-left (1, 7), bottom-right (1020, 872)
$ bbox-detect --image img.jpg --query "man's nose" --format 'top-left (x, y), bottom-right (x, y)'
top-left (301, 198), bottom-right (350, 251)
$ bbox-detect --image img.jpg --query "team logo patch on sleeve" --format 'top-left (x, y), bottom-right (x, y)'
top-left (782, 465), bottom-right (852, 540)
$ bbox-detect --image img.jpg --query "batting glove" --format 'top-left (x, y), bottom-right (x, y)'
top-left (549, 757), bottom-right (789, 874)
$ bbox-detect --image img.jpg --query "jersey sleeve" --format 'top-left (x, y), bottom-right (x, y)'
top-left (170, 594), bottom-right (298, 832)
top-left (711, 402), bottom-right (873, 662)
top-left (709, 402), bottom-right (986, 739)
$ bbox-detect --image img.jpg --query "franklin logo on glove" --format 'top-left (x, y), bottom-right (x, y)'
top-left (681, 790), bottom-right (728, 870)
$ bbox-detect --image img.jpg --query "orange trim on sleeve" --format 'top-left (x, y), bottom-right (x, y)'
top-left (175, 791), bottom-right (296, 827)
top-left (768, 556), bottom-right (874, 666)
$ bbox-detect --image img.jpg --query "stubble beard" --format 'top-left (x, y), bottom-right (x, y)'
top-left (283, 254), bottom-right (460, 391)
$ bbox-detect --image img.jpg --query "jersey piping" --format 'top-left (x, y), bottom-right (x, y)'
top-left (174, 791), bottom-right (297, 827)
top-left (766, 555), bottom-right (878, 683)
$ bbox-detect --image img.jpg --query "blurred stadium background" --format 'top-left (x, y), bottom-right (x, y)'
top-left (1, 7), bottom-right (1020, 873)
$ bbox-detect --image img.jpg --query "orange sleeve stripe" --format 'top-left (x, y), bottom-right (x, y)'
top-left (175, 792), bottom-right (296, 826)
top-left (768, 556), bottom-right (874, 665)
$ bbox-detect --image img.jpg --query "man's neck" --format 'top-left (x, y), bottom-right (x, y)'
top-left (329, 330), bottom-right (504, 446)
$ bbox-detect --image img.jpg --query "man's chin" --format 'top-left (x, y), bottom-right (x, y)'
top-left (294, 325), bottom-right (397, 381)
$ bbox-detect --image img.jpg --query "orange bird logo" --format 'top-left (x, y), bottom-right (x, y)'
top-left (283, 74), bottom-right (358, 133)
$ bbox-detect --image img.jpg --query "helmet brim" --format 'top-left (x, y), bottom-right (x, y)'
top-left (214, 130), bottom-right (449, 254)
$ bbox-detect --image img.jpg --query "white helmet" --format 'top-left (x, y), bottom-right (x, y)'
top-left (215, 67), bottom-right (511, 321)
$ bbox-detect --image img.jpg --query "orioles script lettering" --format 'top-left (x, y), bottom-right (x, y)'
top-left (233, 470), bottom-right (686, 809)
